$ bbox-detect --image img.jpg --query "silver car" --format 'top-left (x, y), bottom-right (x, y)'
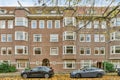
top-left (70, 67), bottom-right (105, 78)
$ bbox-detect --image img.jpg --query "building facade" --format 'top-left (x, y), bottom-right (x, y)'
top-left (0, 6), bottom-right (120, 73)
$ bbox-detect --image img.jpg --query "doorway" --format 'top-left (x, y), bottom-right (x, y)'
top-left (42, 58), bottom-right (50, 66)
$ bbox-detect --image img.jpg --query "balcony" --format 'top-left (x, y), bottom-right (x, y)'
top-left (62, 54), bottom-right (76, 59)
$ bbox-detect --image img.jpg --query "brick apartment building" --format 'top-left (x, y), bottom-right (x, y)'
top-left (0, 6), bottom-right (120, 73)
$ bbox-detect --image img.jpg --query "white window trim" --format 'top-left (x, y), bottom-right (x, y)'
top-left (63, 31), bottom-right (76, 41)
top-left (31, 20), bottom-right (37, 29)
top-left (94, 47), bottom-right (105, 55)
top-left (8, 20), bottom-right (13, 29)
top-left (15, 46), bottom-right (28, 55)
top-left (15, 17), bottom-right (28, 27)
top-left (33, 34), bottom-right (42, 42)
top-left (55, 20), bottom-right (60, 28)
top-left (63, 45), bottom-right (76, 54)
top-left (0, 20), bottom-right (5, 29)
top-left (47, 20), bottom-right (52, 29)
top-left (111, 45), bottom-right (120, 54)
top-left (63, 61), bottom-right (75, 69)
top-left (39, 20), bottom-right (44, 28)
top-left (50, 47), bottom-right (58, 55)
top-left (33, 47), bottom-right (42, 55)
top-left (15, 31), bottom-right (28, 41)
top-left (50, 34), bottom-right (58, 42)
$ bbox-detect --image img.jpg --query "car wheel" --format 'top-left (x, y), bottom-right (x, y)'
top-left (22, 74), bottom-right (28, 78)
top-left (75, 73), bottom-right (81, 78)
top-left (97, 73), bottom-right (102, 78)
top-left (44, 74), bottom-right (49, 78)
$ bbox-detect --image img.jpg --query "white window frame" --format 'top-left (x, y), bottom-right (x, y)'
top-left (39, 20), bottom-right (44, 28)
top-left (1, 34), bottom-right (6, 42)
top-left (7, 34), bottom-right (12, 42)
top-left (55, 20), bottom-right (60, 28)
top-left (63, 45), bottom-right (76, 54)
top-left (111, 45), bottom-right (120, 54)
top-left (94, 47), bottom-right (105, 55)
top-left (50, 34), bottom-right (58, 42)
top-left (63, 60), bottom-right (75, 69)
top-left (64, 17), bottom-right (76, 26)
top-left (7, 47), bottom-right (12, 55)
top-left (33, 47), bottom-right (42, 55)
top-left (16, 60), bottom-right (29, 69)
top-left (63, 31), bottom-right (76, 40)
top-left (79, 21), bottom-right (84, 28)
top-left (15, 46), bottom-right (28, 55)
top-left (94, 21), bottom-right (99, 29)
top-left (100, 34), bottom-right (105, 42)
top-left (15, 17), bottom-right (28, 27)
top-left (94, 34), bottom-right (99, 42)
top-left (8, 20), bottom-right (13, 29)
top-left (1, 47), bottom-right (6, 55)
top-left (47, 20), bottom-right (52, 29)
top-left (80, 47), bottom-right (91, 55)
top-left (111, 32), bottom-right (120, 41)
top-left (86, 21), bottom-right (92, 28)
top-left (15, 31), bottom-right (28, 41)
top-left (86, 34), bottom-right (91, 42)
top-left (50, 47), bottom-right (58, 55)
top-left (81, 60), bottom-right (92, 68)
top-left (101, 21), bottom-right (106, 29)
top-left (80, 34), bottom-right (85, 42)
top-left (0, 20), bottom-right (5, 29)
top-left (33, 34), bottom-right (42, 42)
top-left (31, 20), bottom-right (37, 29)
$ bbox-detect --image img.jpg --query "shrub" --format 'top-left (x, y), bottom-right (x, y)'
top-left (103, 61), bottom-right (115, 72)
top-left (0, 63), bottom-right (17, 73)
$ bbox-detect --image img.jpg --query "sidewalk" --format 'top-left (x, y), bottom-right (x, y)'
top-left (0, 72), bottom-right (118, 77)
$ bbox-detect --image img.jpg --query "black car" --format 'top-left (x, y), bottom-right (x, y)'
top-left (21, 66), bottom-right (54, 78)
top-left (70, 67), bottom-right (105, 78)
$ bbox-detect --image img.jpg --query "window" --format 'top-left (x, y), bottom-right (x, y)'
top-left (101, 21), bottom-right (106, 29)
top-left (15, 31), bottom-right (28, 41)
top-left (39, 20), bottom-right (44, 28)
top-left (7, 47), bottom-right (12, 55)
top-left (33, 34), bottom-right (42, 42)
top-left (1, 34), bottom-right (12, 42)
top-left (64, 17), bottom-right (76, 26)
top-left (31, 20), bottom-right (37, 28)
top-left (16, 60), bottom-right (29, 69)
top-left (111, 31), bottom-right (120, 41)
top-left (63, 45), bottom-right (76, 54)
top-left (81, 60), bottom-right (92, 68)
top-left (15, 17), bottom-right (28, 27)
top-left (47, 20), bottom-right (52, 29)
top-left (50, 47), bottom-right (58, 55)
top-left (80, 34), bottom-right (85, 42)
top-left (34, 47), bottom-right (41, 55)
top-left (94, 47), bottom-right (99, 55)
top-left (8, 20), bottom-right (13, 29)
top-left (0, 20), bottom-right (5, 29)
top-left (63, 31), bottom-right (76, 40)
top-left (80, 34), bottom-right (91, 42)
top-left (55, 20), bottom-right (60, 28)
top-left (111, 18), bottom-right (120, 26)
top-left (94, 21), bottom-right (99, 29)
top-left (1, 34), bottom-right (6, 42)
top-left (80, 47), bottom-right (91, 55)
top-left (94, 34), bottom-right (99, 42)
top-left (1, 47), bottom-right (12, 55)
top-left (111, 45), bottom-right (120, 54)
top-left (7, 34), bottom-right (12, 42)
top-left (86, 34), bottom-right (91, 42)
top-left (86, 21), bottom-right (92, 28)
top-left (79, 21), bottom-right (84, 28)
top-left (100, 34), bottom-right (105, 42)
top-left (50, 34), bottom-right (58, 42)
top-left (15, 46), bottom-right (28, 54)
top-left (1, 47), bottom-right (6, 55)
top-left (94, 47), bottom-right (105, 55)
top-left (63, 60), bottom-right (75, 69)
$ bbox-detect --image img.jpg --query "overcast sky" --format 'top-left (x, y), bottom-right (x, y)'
top-left (0, 0), bottom-right (119, 6)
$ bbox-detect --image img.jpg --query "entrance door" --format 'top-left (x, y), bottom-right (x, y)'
top-left (42, 58), bottom-right (50, 66)
top-left (97, 62), bottom-right (102, 68)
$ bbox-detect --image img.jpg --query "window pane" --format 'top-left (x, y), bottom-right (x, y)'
top-left (31, 20), bottom-right (37, 28)
top-left (1, 34), bottom-right (6, 42)
top-left (50, 47), bottom-right (58, 55)
top-left (115, 46), bottom-right (120, 53)
top-left (8, 20), bottom-right (13, 29)
top-left (39, 20), bottom-right (44, 28)
top-left (47, 20), bottom-right (52, 28)
top-left (80, 48), bottom-right (84, 54)
top-left (34, 47), bottom-right (41, 54)
top-left (55, 20), bottom-right (60, 28)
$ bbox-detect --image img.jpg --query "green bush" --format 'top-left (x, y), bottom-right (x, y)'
top-left (103, 61), bottom-right (115, 72)
top-left (0, 63), bottom-right (17, 73)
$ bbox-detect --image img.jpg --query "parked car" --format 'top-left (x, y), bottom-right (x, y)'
top-left (70, 67), bottom-right (105, 78)
top-left (21, 66), bottom-right (54, 78)
top-left (117, 68), bottom-right (120, 76)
